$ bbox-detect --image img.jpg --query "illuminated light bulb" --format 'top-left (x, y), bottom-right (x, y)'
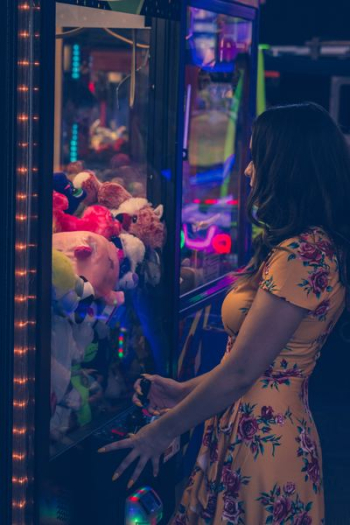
top-left (16, 321), bottom-right (28, 328)
top-left (19, 4), bottom-right (30, 9)
top-left (17, 167), bottom-right (28, 173)
top-left (15, 244), bottom-right (27, 250)
top-left (16, 215), bottom-right (27, 221)
top-left (12, 453), bottom-right (26, 460)
top-left (12, 501), bottom-right (26, 509)
top-left (12, 477), bottom-right (28, 485)
top-left (18, 86), bottom-right (29, 92)
top-left (18, 142), bottom-right (29, 147)
top-left (14, 349), bottom-right (28, 356)
top-left (13, 428), bottom-right (26, 435)
top-left (14, 378), bottom-right (28, 385)
top-left (19, 32), bottom-right (30, 38)
top-left (17, 194), bottom-right (27, 200)
top-left (14, 296), bottom-right (27, 303)
top-left (18, 61), bottom-right (30, 66)
top-left (15, 270), bottom-right (27, 276)
top-left (13, 401), bottom-right (27, 408)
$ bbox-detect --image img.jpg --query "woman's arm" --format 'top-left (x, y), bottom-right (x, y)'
top-left (156, 288), bottom-right (307, 440)
top-left (100, 288), bottom-right (308, 485)
top-left (179, 372), bottom-right (211, 397)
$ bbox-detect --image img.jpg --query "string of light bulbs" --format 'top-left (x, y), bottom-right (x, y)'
top-left (12, 1), bottom-right (41, 523)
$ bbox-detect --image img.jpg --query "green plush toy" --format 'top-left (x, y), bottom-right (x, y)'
top-left (52, 249), bottom-right (81, 315)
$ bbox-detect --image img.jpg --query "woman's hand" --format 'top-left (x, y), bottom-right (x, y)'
top-left (132, 374), bottom-right (187, 415)
top-left (98, 421), bottom-right (173, 489)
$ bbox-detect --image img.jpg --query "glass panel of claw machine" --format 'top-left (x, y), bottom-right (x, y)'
top-left (51, 2), bottom-right (167, 457)
top-left (180, 6), bottom-right (254, 303)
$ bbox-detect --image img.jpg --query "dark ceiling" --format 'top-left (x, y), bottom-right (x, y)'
top-left (260, 0), bottom-right (350, 45)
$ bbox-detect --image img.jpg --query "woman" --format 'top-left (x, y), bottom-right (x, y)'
top-left (99, 103), bottom-right (350, 524)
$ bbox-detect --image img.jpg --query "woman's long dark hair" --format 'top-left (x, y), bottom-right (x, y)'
top-left (245, 102), bottom-right (350, 290)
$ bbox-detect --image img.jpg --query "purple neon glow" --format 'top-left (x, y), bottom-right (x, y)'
top-left (183, 84), bottom-right (192, 150)
top-left (183, 223), bottom-right (217, 250)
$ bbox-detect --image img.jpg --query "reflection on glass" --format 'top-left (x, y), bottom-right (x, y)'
top-left (180, 8), bottom-right (252, 295)
top-left (51, 8), bottom-right (167, 455)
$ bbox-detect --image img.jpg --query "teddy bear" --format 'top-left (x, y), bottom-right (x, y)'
top-left (53, 231), bottom-right (124, 307)
top-left (70, 171), bottom-right (166, 285)
top-left (53, 191), bottom-right (121, 240)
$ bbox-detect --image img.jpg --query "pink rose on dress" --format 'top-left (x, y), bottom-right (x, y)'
top-left (316, 239), bottom-right (334, 260)
top-left (275, 413), bottom-right (286, 426)
top-left (299, 242), bottom-right (323, 262)
top-left (300, 430), bottom-right (316, 454)
top-left (308, 269), bottom-right (329, 295)
top-left (294, 511), bottom-right (313, 525)
top-left (222, 466), bottom-right (241, 494)
top-left (272, 496), bottom-right (292, 522)
top-left (261, 406), bottom-right (274, 419)
top-left (312, 300), bottom-right (330, 318)
top-left (222, 495), bottom-right (241, 523)
top-left (307, 456), bottom-right (320, 484)
top-left (283, 481), bottom-right (296, 495)
top-left (238, 415), bottom-right (259, 442)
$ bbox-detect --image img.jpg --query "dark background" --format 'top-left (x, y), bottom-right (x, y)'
top-left (260, 0), bottom-right (350, 44)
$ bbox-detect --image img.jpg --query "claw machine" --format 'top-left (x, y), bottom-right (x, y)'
top-left (178, 0), bottom-right (259, 380)
top-left (2, 0), bottom-right (259, 523)
top-left (3, 0), bottom-right (184, 524)
top-left (175, 0), bottom-right (259, 481)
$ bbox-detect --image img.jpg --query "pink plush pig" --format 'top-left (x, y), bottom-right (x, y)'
top-left (53, 231), bottom-right (124, 307)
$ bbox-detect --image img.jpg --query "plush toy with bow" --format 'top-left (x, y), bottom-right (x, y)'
top-left (53, 231), bottom-right (124, 307)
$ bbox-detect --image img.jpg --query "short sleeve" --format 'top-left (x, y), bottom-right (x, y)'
top-left (258, 231), bottom-right (336, 311)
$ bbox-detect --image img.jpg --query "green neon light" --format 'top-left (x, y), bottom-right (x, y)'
top-left (180, 230), bottom-right (185, 249)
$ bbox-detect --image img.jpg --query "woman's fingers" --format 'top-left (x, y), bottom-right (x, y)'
top-left (132, 393), bottom-right (143, 407)
top-left (111, 448), bottom-right (139, 482)
top-left (152, 456), bottom-right (160, 478)
top-left (127, 456), bottom-right (149, 489)
top-left (98, 438), bottom-right (134, 453)
top-left (133, 378), bottom-right (142, 395)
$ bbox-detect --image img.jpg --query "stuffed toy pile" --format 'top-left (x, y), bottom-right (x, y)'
top-left (50, 167), bottom-right (166, 441)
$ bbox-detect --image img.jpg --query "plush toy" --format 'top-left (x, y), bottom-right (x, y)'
top-left (50, 314), bottom-right (83, 439)
top-left (114, 198), bottom-right (166, 250)
top-left (52, 248), bottom-right (94, 316)
top-left (53, 191), bottom-right (121, 240)
top-left (98, 181), bottom-right (133, 210)
top-left (53, 231), bottom-right (124, 307)
top-left (118, 233), bottom-right (145, 290)
top-left (73, 170), bottom-right (101, 205)
top-left (53, 172), bottom-right (86, 214)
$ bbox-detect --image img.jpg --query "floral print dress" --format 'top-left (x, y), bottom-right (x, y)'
top-left (172, 228), bottom-right (346, 525)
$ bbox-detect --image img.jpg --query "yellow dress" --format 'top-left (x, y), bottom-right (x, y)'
top-left (172, 228), bottom-right (346, 525)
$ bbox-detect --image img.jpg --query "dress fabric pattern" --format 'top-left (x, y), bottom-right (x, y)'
top-left (172, 228), bottom-right (345, 525)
